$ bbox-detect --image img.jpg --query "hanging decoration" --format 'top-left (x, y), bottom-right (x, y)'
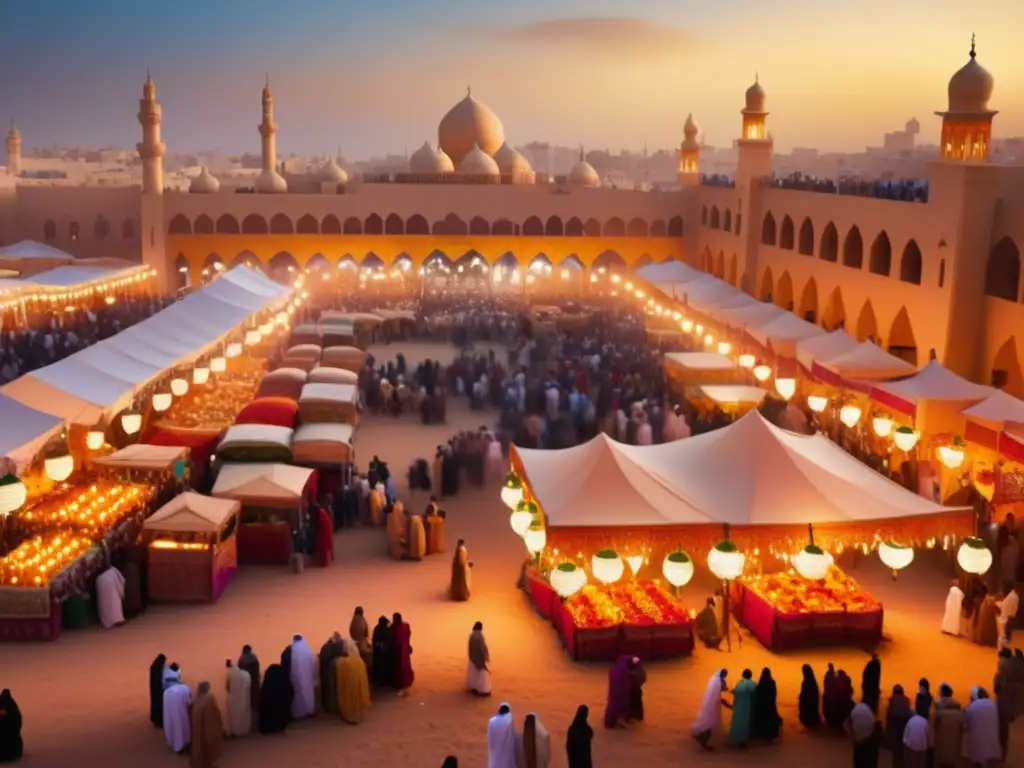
top-left (210, 356), bottom-right (227, 373)
top-left (717, 342), bottom-right (732, 356)
top-left (625, 554), bottom-right (644, 575)
top-left (839, 404), bottom-right (862, 428)
top-left (121, 411), bottom-right (142, 435)
top-left (85, 430), bottom-right (105, 451)
top-left (550, 562), bottom-right (587, 598)
top-left (192, 366), bottom-right (211, 385)
top-left (937, 437), bottom-right (966, 470)
top-left (44, 448), bottom-right (74, 483)
top-left (707, 539), bottom-right (745, 581)
top-left (775, 378), bottom-right (796, 401)
top-left (956, 537), bottom-right (993, 575)
top-left (662, 550), bottom-right (694, 587)
top-left (753, 364), bottom-right (772, 382)
top-left (226, 342), bottom-right (243, 358)
top-left (0, 474), bottom-right (27, 517)
top-left (152, 391), bottom-right (173, 412)
top-left (793, 524), bottom-right (833, 580)
top-left (524, 522), bottom-right (546, 555)
top-left (893, 426), bottom-right (920, 452)
top-left (500, 471), bottom-right (524, 509)
top-left (591, 549), bottom-right (625, 585)
top-left (878, 540), bottom-right (914, 578)
top-left (509, 500), bottom-right (535, 537)
top-left (737, 354), bottom-right (755, 369)
top-left (170, 377), bottom-right (189, 397)
top-left (807, 395), bottom-right (828, 413)
top-left (872, 415), bottom-right (893, 438)
top-left (244, 329), bottom-right (262, 346)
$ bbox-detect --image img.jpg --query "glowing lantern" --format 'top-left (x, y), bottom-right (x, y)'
top-left (775, 378), bottom-right (796, 401)
top-left (152, 392), bottom-right (173, 412)
top-left (500, 472), bottom-right (524, 510)
top-left (591, 549), bottom-right (625, 585)
top-left (737, 354), bottom-right (755, 369)
top-left (872, 415), bottom-right (893, 438)
top-left (192, 366), bottom-right (210, 385)
top-left (839, 404), bottom-right (862, 428)
top-left (45, 451), bottom-right (74, 483)
top-left (210, 356), bottom-right (227, 373)
top-left (717, 341), bottom-right (732, 356)
top-left (259, 322), bottom-right (274, 336)
top-left (794, 545), bottom-right (833, 580)
top-left (226, 342), bottom-right (243, 358)
top-left (509, 500), bottom-right (535, 537)
top-left (807, 395), bottom-right (828, 413)
top-left (662, 551), bottom-right (695, 587)
top-left (170, 378), bottom-right (189, 397)
top-left (0, 474), bottom-right (27, 517)
top-left (937, 437), bottom-right (965, 470)
top-left (86, 430), bottom-right (105, 451)
top-left (956, 537), bottom-right (993, 575)
top-left (121, 411), bottom-right (142, 435)
top-left (244, 330), bottom-right (262, 346)
top-left (703, 334), bottom-right (714, 347)
top-left (707, 540), bottom-right (745, 581)
top-left (550, 562), bottom-right (587, 598)
top-left (695, 324), bottom-right (704, 335)
top-left (276, 311), bottom-right (288, 324)
top-left (893, 426), bottom-right (919, 452)
top-left (524, 523), bottom-right (547, 555)
top-left (681, 320), bottom-right (694, 333)
top-left (878, 541), bottom-right (914, 577)
top-left (625, 555), bottom-right (644, 575)
top-left (753, 364), bottom-right (772, 382)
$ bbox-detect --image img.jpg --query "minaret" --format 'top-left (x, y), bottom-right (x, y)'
top-left (255, 77), bottom-right (287, 193)
top-left (5, 121), bottom-right (21, 177)
top-left (136, 72), bottom-right (165, 194)
top-left (677, 113), bottom-right (700, 187)
top-left (935, 35), bottom-right (996, 162)
top-left (735, 75), bottom-right (774, 294)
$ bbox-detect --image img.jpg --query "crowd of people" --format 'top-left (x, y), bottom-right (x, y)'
top-left (765, 173), bottom-right (930, 203)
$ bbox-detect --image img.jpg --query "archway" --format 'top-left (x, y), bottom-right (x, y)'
top-left (775, 271), bottom-right (794, 311)
top-left (172, 253), bottom-right (190, 290)
top-left (202, 252), bottom-right (223, 273)
top-left (714, 252), bottom-right (725, 279)
top-left (887, 306), bottom-right (918, 366)
top-left (798, 218), bottom-right (814, 255)
top-left (779, 216), bottom-right (795, 249)
top-left (296, 214), bottom-right (319, 234)
top-left (469, 216), bottom-right (490, 235)
top-left (194, 214), bottom-right (214, 235)
top-left (406, 214), bottom-right (429, 235)
top-left (343, 217), bottom-right (362, 234)
top-left (819, 222), bottom-right (838, 262)
top-left (363, 214), bottom-right (382, 235)
top-left (584, 218), bottom-right (602, 237)
top-left (855, 300), bottom-right (879, 342)
top-left (215, 214), bottom-right (239, 234)
top-left (528, 253), bottom-right (553, 274)
top-left (168, 214), bottom-right (191, 235)
top-left (899, 240), bottom-right (923, 285)
top-left (492, 219), bottom-right (514, 236)
top-left (522, 216), bottom-right (544, 236)
top-left (560, 254), bottom-right (585, 270)
top-left (227, 252), bottom-right (250, 269)
top-left (362, 252), bottom-right (386, 270)
top-left (667, 216), bottom-right (683, 237)
top-left (385, 214), bottom-right (405, 235)
top-left (593, 250), bottom-right (627, 271)
top-left (798, 278), bottom-right (819, 323)
top-left (433, 214), bottom-right (468, 236)
top-left (723, 210), bottom-right (732, 232)
top-left (269, 213), bottom-right (293, 234)
top-left (842, 226), bottom-right (863, 269)
top-left (269, 251), bottom-right (299, 277)
top-left (984, 237), bottom-right (1020, 301)
top-left (322, 214), bottom-right (341, 234)
top-left (241, 214), bottom-right (268, 235)
top-left (494, 252), bottom-right (519, 270)
top-left (761, 212), bottom-right (776, 246)
top-left (565, 217), bottom-right (584, 237)
top-left (759, 266), bottom-right (774, 302)
top-left (307, 253), bottom-right (331, 272)
top-left (709, 207), bottom-right (720, 229)
top-left (423, 250), bottom-right (452, 270)
top-left (650, 219), bottom-right (666, 237)
top-left (701, 246), bottom-right (713, 273)
top-left (991, 338), bottom-right (1024, 396)
top-left (634, 254), bottom-right (654, 269)
top-left (869, 232), bottom-right (892, 276)
top-left (338, 255), bottom-right (359, 272)
top-left (392, 254), bottom-right (413, 275)
top-left (727, 254), bottom-right (738, 286)
top-left (821, 286), bottom-right (846, 330)
top-left (545, 216), bottom-right (564, 236)
top-left (626, 218), bottom-right (647, 237)
top-left (603, 218), bottom-right (625, 236)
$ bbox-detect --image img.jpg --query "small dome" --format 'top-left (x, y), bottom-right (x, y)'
top-left (947, 41), bottom-right (994, 113)
top-left (457, 142), bottom-right (500, 177)
top-left (493, 142), bottom-right (533, 175)
top-left (569, 149), bottom-right (600, 188)
top-left (189, 165), bottom-right (220, 193)
top-left (255, 167), bottom-right (288, 194)
top-left (409, 141), bottom-right (454, 174)
top-left (744, 78), bottom-right (766, 113)
top-left (7, 123), bottom-right (20, 140)
top-left (319, 157), bottom-right (348, 183)
top-left (683, 113), bottom-right (699, 138)
top-left (438, 89), bottom-right (505, 166)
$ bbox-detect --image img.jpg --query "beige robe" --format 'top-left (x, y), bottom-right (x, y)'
top-left (426, 513), bottom-right (445, 555)
top-left (407, 515), bottom-right (427, 560)
top-left (224, 666), bottom-right (252, 737)
top-left (386, 505), bottom-right (406, 560)
top-left (190, 692), bottom-right (225, 768)
top-left (450, 544), bottom-right (471, 601)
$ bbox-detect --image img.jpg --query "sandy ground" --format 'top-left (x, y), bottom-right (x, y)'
top-left (1, 341), bottom-right (1021, 767)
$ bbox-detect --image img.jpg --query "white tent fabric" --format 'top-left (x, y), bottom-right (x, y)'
top-left (637, 262), bottom-right (701, 283)
top-left (144, 492), bottom-right (239, 533)
top-left (716, 301), bottom-right (786, 329)
top-left (961, 390), bottom-right (1024, 432)
top-left (872, 360), bottom-right (993, 405)
top-left (26, 265), bottom-right (136, 287)
top-left (746, 312), bottom-right (825, 346)
top-left (820, 341), bottom-right (917, 380)
top-left (699, 385), bottom-right (768, 405)
top-left (665, 352), bottom-right (736, 371)
top-left (796, 330), bottom-right (859, 370)
top-left (211, 462), bottom-right (314, 504)
top-left (0, 393), bottom-right (64, 474)
top-left (0, 240), bottom-right (74, 262)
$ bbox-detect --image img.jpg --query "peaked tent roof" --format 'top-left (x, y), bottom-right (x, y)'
top-left (746, 312), bottom-right (825, 346)
top-left (637, 262), bottom-right (701, 283)
top-left (796, 330), bottom-right (859, 369)
top-left (0, 393), bottom-right (64, 474)
top-left (821, 341), bottom-right (917, 380)
top-left (144, 492), bottom-right (240, 533)
top-left (872, 360), bottom-right (994, 405)
top-left (961, 389), bottom-right (1024, 432)
top-left (717, 301), bottom-right (786, 329)
top-left (211, 462), bottom-right (314, 507)
top-left (0, 240), bottom-right (74, 261)
top-left (26, 265), bottom-right (131, 287)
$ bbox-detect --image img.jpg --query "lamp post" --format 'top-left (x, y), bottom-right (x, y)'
top-left (707, 523), bottom-right (746, 652)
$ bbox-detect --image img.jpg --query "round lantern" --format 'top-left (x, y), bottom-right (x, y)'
top-left (737, 353), bottom-right (755, 369)
top-left (591, 549), bottom-right (625, 585)
top-left (625, 555), bottom-right (644, 575)
top-left (893, 426), bottom-right (919, 452)
top-left (717, 341), bottom-right (732, 356)
top-left (0, 474), bottom-right (27, 517)
top-left (192, 366), bottom-right (211, 386)
top-left (210, 356), bottom-right (227, 373)
top-left (259, 322), bottom-right (274, 336)
top-left (793, 545), bottom-right (833, 580)
top-left (550, 562), bottom-right (587, 598)
top-left (703, 334), bottom-right (714, 347)
top-left (170, 377), bottom-right (189, 397)
top-left (45, 451), bottom-right (74, 483)
top-left (872, 415), bottom-right (893, 438)
top-left (152, 391), bottom-right (173, 412)
top-left (807, 395), bottom-right (828, 413)
top-left (775, 378), bottom-right (796, 401)
top-left (500, 472), bottom-right (524, 510)
top-left (839, 404), bottom-right (862, 428)
top-left (524, 523), bottom-right (547, 555)
top-left (244, 330), bottom-right (262, 346)
top-left (85, 430), bottom-right (105, 451)
top-left (662, 550), bottom-right (695, 588)
top-left (957, 537), bottom-right (993, 575)
top-left (707, 540), bottom-right (745, 581)
top-left (681, 320), bottom-right (694, 333)
top-left (937, 438), bottom-right (965, 470)
top-left (753, 364), bottom-right (772, 382)
top-left (275, 311), bottom-right (288, 324)
top-left (878, 541), bottom-right (914, 575)
top-left (121, 411), bottom-right (142, 435)
top-left (226, 342), bottom-right (243, 358)
top-left (510, 500), bottom-right (536, 537)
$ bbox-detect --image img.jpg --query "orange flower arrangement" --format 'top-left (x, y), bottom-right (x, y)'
top-left (742, 567), bottom-right (880, 614)
top-left (564, 580), bottom-right (691, 629)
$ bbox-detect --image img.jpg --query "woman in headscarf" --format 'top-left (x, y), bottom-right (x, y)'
top-left (450, 540), bottom-right (471, 601)
top-left (627, 657), bottom-right (646, 723)
top-left (824, 668), bottom-right (854, 732)
top-left (729, 668), bottom-right (757, 748)
top-left (371, 616), bottom-right (394, 687)
top-left (751, 667), bottom-right (782, 741)
top-left (994, 649), bottom-right (1018, 762)
top-left (318, 633), bottom-right (346, 714)
top-left (0, 689), bottom-right (23, 763)
top-left (257, 664), bottom-right (291, 735)
top-left (149, 654), bottom-right (167, 728)
top-left (603, 655), bottom-right (632, 728)
top-left (278, 646), bottom-right (295, 719)
top-left (798, 663), bottom-right (821, 730)
top-left (520, 712), bottom-right (551, 768)
top-left (884, 684), bottom-right (913, 768)
top-left (391, 612), bottom-right (414, 697)
top-left (974, 593), bottom-right (1000, 647)
top-left (565, 704), bottom-right (593, 768)
top-left (441, 757), bottom-right (458, 768)
top-left (691, 669), bottom-right (730, 750)
top-left (335, 641), bottom-right (372, 725)
top-left (915, 678), bottom-right (933, 718)
top-left (349, 607), bottom-right (373, 670)
top-left (963, 687), bottom-right (1001, 766)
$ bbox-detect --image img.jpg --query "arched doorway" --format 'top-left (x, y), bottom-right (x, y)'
top-left (759, 267), bottom-right (774, 302)
top-left (593, 250), bottom-right (627, 271)
top-left (307, 253), bottom-right (331, 271)
top-left (172, 253), bottom-right (189, 290)
top-left (714, 252), bottom-right (725, 279)
top-left (362, 252), bottom-right (386, 271)
top-left (991, 338), bottom-right (1024, 396)
top-left (887, 306), bottom-right (918, 366)
top-left (727, 254), bottom-right (738, 286)
top-left (798, 278), bottom-right (819, 323)
top-left (855, 300), bottom-right (879, 342)
top-left (269, 251), bottom-right (299, 278)
top-left (775, 271), bottom-right (794, 311)
top-left (821, 286), bottom-right (846, 330)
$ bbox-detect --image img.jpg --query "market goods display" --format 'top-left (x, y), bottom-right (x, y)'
top-left (741, 566), bottom-right (880, 614)
top-left (564, 580), bottom-right (691, 628)
top-left (159, 373), bottom-right (263, 430)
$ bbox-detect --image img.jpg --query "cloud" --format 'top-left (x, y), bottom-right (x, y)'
top-left (470, 17), bottom-right (692, 56)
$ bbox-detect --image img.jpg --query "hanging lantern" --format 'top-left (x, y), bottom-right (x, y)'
top-left (753, 364), bottom-right (772, 382)
top-left (737, 354), bottom-right (755, 369)
top-left (717, 341), bottom-right (732, 356)
top-left (839, 404), bottom-right (862, 428)
top-left (275, 311), bottom-right (288, 324)
top-left (956, 537), bottom-right (993, 575)
top-left (244, 329), bottom-right (262, 346)
top-left (550, 562), bottom-right (587, 598)
top-left (121, 411), bottom-right (142, 435)
top-left (893, 426), bottom-right (919, 452)
top-left (937, 437), bottom-right (965, 470)
top-left (681, 320), bottom-right (694, 333)
top-left (625, 555), bottom-right (644, 575)
top-left (872, 415), bottom-right (893, 438)
top-left (807, 395), bottom-right (828, 413)
top-left (662, 550), bottom-right (695, 587)
top-left (45, 450), bottom-right (74, 483)
top-left (152, 391), bottom-right (173, 412)
top-left (226, 342), bottom-right (243, 358)
top-left (591, 549), bottom-right (625, 585)
top-left (0, 474), bottom-right (27, 517)
top-left (170, 377), bottom-right (189, 397)
top-left (794, 545), bottom-right (833, 581)
top-left (500, 472), bottom-right (524, 510)
top-left (524, 522), bottom-right (547, 555)
top-left (878, 541), bottom-right (914, 578)
top-left (259, 322), bottom-right (274, 336)
top-left (775, 378), bottom-right (796, 401)
top-left (707, 540), bottom-right (745, 581)
top-left (85, 430), bottom-right (105, 451)
top-left (192, 366), bottom-right (211, 385)
top-left (703, 333), bottom-right (714, 347)
top-left (509, 500), bottom-right (536, 537)
top-left (210, 356), bottom-right (227, 373)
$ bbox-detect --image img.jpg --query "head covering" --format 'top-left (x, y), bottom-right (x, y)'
top-left (691, 670), bottom-right (727, 735)
top-left (486, 703), bottom-right (516, 767)
top-left (441, 758), bottom-right (458, 768)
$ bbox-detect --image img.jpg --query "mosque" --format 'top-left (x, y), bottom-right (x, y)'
top-left (0, 40), bottom-right (1022, 395)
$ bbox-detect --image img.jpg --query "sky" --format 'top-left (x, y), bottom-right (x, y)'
top-left (0, 0), bottom-right (1020, 158)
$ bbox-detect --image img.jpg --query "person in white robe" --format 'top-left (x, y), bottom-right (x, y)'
top-left (963, 686), bottom-right (1001, 765)
top-left (224, 659), bottom-right (252, 736)
top-left (941, 580), bottom-right (965, 636)
top-left (487, 703), bottom-right (518, 768)
top-left (996, 586), bottom-right (1019, 649)
top-left (162, 669), bottom-right (192, 753)
top-left (691, 669), bottom-right (729, 750)
top-left (95, 565), bottom-right (126, 629)
top-left (289, 634), bottom-right (317, 719)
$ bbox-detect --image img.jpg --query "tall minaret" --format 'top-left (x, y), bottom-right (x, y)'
top-left (136, 72), bottom-right (165, 194)
top-left (734, 74), bottom-right (774, 294)
top-left (5, 121), bottom-right (21, 177)
top-left (255, 77), bottom-right (287, 193)
top-left (935, 35), bottom-right (996, 162)
top-left (677, 113), bottom-right (700, 187)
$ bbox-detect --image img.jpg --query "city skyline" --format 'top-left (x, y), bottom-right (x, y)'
top-left (1, 0), bottom-right (1021, 158)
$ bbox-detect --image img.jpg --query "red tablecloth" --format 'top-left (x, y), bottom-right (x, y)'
top-left (0, 603), bottom-right (62, 642)
top-left (527, 572), bottom-right (557, 620)
top-left (237, 523), bottom-right (293, 566)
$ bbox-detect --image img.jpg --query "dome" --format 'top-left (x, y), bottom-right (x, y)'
top-left (569, 149), bottom-right (600, 188)
top-left (409, 141), bottom-right (454, 174)
top-left (254, 168), bottom-right (288, 194)
top-left (189, 165), bottom-right (220, 194)
top-left (493, 142), bottom-right (533, 175)
top-left (319, 157), bottom-right (348, 184)
top-left (947, 41), bottom-right (994, 113)
top-left (458, 143), bottom-right (500, 177)
top-left (683, 113), bottom-right (699, 138)
top-left (438, 89), bottom-right (505, 166)
top-left (744, 77), bottom-right (766, 113)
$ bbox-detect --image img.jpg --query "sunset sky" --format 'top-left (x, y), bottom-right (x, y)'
top-left (1, 0), bottom-right (1019, 157)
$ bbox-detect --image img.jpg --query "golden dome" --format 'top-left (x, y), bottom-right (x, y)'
top-left (744, 77), bottom-right (766, 113)
top-left (319, 157), bottom-right (348, 183)
top-left (683, 113), bottom-right (699, 138)
top-left (493, 142), bottom-right (533, 175)
top-left (189, 165), bottom-right (220, 194)
top-left (409, 141), bottom-right (454, 174)
top-left (947, 39), bottom-right (995, 113)
top-left (255, 167), bottom-right (288, 194)
top-left (457, 142), bottom-right (500, 177)
top-left (438, 88), bottom-right (505, 166)
top-left (569, 149), bottom-right (600, 187)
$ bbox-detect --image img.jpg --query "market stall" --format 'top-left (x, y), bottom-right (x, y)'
top-left (308, 366), bottom-right (359, 385)
top-left (289, 324), bottom-right (322, 348)
top-left (298, 383), bottom-right (359, 425)
top-left (664, 352), bottom-right (741, 387)
top-left (291, 422), bottom-right (356, 466)
top-left (142, 492), bottom-right (240, 602)
top-left (319, 318), bottom-right (355, 349)
top-left (234, 398), bottom-right (300, 429)
top-left (321, 346), bottom-right (366, 373)
top-left (280, 344), bottom-right (322, 373)
top-left (256, 368), bottom-right (308, 400)
top-left (217, 424), bottom-right (294, 463)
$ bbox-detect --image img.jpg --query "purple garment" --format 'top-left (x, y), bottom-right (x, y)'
top-left (604, 655), bottom-right (632, 728)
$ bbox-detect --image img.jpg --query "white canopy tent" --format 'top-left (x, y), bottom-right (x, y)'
top-left (699, 385), bottom-right (768, 406)
top-left (961, 390), bottom-right (1024, 435)
top-left (664, 352), bottom-right (737, 371)
top-left (26, 265), bottom-right (138, 288)
top-left (796, 330), bottom-right (860, 370)
top-left (717, 301), bottom-right (786, 329)
top-left (746, 312), bottom-right (825, 355)
top-left (0, 393), bottom-right (64, 474)
top-left (871, 360), bottom-right (994, 433)
top-left (144, 492), bottom-right (240, 534)
top-left (820, 341), bottom-right (917, 380)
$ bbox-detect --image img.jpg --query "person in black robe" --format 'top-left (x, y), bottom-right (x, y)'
top-left (914, 678), bottom-right (932, 718)
top-left (371, 616), bottom-right (394, 687)
top-left (238, 645), bottom-right (261, 714)
top-left (627, 657), bottom-right (646, 722)
top-left (279, 646), bottom-right (295, 719)
top-left (798, 663), bottom-right (821, 730)
top-left (0, 689), bottom-right (23, 762)
top-left (566, 704), bottom-right (593, 768)
top-left (751, 667), bottom-right (783, 741)
top-left (149, 654), bottom-right (167, 728)
top-left (861, 654), bottom-right (882, 713)
top-left (257, 664), bottom-right (291, 735)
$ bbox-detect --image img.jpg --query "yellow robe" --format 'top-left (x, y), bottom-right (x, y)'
top-left (387, 505), bottom-right (407, 559)
top-left (335, 654), bottom-right (371, 725)
top-left (369, 490), bottom-right (385, 527)
top-left (407, 515), bottom-right (427, 560)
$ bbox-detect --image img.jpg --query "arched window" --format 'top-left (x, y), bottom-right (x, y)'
top-left (868, 232), bottom-right (891, 276)
top-left (722, 210), bottom-right (732, 232)
top-left (798, 218), bottom-right (814, 255)
top-left (709, 207), bottom-right (720, 229)
top-left (43, 219), bottom-right (56, 241)
top-left (938, 259), bottom-right (946, 288)
top-left (761, 212), bottom-right (776, 246)
top-left (842, 226), bottom-right (863, 268)
top-left (94, 216), bottom-right (110, 239)
top-left (69, 222), bottom-right (80, 241)
top-left (984, 237), bottom-right (1019, 301)
top-left (899, 240), bottom-right (923, 285)
top-left (779, 216), bottom-right (795, 249)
